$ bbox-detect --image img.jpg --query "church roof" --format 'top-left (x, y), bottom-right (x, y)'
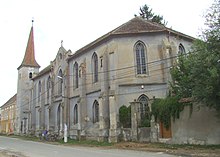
top-left (68, 17), bottom-right (195, 60)
top-left (32, 64), bottom-right (52, 80)
top-left (111, 17), bottom-right (166, 34)
top-left (18, 26), bottom-right (40, 70)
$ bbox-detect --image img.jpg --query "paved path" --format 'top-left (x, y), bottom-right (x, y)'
top-left (0, 136), bottom-right (178, 157)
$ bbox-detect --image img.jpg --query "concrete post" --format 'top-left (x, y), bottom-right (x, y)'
top-left (64, 123), bottom-right (67, 143)
top-left (150, 115), bottom-right (159, 142)
top-left (108, 94), bottom-right (119, 143)
top-left (130, 100), bottom-right (141, 141)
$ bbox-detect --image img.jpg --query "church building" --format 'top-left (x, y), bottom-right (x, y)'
top-left (15, 17), bottom-right (195, 142)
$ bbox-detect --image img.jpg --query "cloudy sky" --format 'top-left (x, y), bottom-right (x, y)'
top-left (0, 0), bottom-right (213, 105)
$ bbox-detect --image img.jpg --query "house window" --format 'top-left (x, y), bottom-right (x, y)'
top-left (58, 69), bottom-right (63, 95)
top-left (73, 62), bottom-right (79, 89)
top-left (92, 100), bottom-right (99, 123)
top-left (92, 52), bottom-right (98, 83)
top-left (73, 104), bottom-right (78, 124)
top-left (135, 42), bottom-right (147, 75)
top-left (178, 44), bottom-right (185, 55)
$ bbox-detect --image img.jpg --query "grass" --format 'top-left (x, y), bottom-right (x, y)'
top-left (0, 133), bottom-right (113, 147)
top-left (1, 133), bottom-right (220, 150)
top-left (144, 142), bottom-right (220, 150)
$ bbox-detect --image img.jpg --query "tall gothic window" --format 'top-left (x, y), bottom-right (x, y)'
top-left (92, 100), bottom-right (99, 123)
top-left (178, 43), bottom-right (185, 55)
top-left (58, 69), bottom-right (63, 95)
top-left (135, 42), bottom-right (147, 75)
top-left (57, 104), bottom-right (61, 131)
top-left (73, 62), bottom-right (79, 89)
top-left (73, 104), bottom-right (78, 124)
top-left (92, 52), bottom-right (98, 83)
top-left (38, 81), bottom-right (41, 103)
top-left (47, 76), bottom-right (51, 100)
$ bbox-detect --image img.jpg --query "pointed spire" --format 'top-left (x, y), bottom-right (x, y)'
top-left (18, 22), bottom-right (40, 70)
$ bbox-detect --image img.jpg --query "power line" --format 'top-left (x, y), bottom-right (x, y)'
top-left (11, 64), bottom-right (172, 112)
top-left (5, 52), bottom-right (188, 112)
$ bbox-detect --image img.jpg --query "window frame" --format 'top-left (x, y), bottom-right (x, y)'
top-left (138, 94), bottom-right (149, 119)
top-left (58, 69), bottom-right (63, 95)
top-left (92, 52), bottom-right (98, 83)
top-left (134, 41), bottom-right (148, 76)
top-left (92, 100), bottom-right (99, 123)
top-left (73, 104), bottom-right (78, 124)
top-left (73, 62), bottom-right (79, 89)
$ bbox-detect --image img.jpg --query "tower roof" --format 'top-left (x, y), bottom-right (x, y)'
top-left (18, 26), bottom-right (40, 70)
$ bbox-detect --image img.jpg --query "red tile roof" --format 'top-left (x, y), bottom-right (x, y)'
top-left (68, 17), bottom-right (195, 61)
top-left (18, 26), bottom-right (40, 70)
top-left (112, 17), bottom-right (166, 34)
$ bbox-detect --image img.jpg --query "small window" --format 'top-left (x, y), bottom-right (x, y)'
top-left (29, 72), bottom-right (33, 79)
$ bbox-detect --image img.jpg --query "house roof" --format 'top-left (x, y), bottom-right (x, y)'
top-left (18, 26), bottom-right (40, 70)
top-left (1, 94), bottom-right (17, 109)
top-left (68, 17), bottom-right (195, 61)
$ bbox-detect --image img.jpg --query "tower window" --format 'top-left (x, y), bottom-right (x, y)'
top-left (29, 72), bottom-right (33, 79)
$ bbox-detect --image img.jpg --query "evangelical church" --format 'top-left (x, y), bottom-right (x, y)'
top-left (15, 17), bottom-right (196, 142)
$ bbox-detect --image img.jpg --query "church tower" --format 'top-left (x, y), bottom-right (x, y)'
top-left (16, 22), bottom-right (40, 134)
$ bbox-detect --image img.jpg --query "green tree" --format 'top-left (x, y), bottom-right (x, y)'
top-left (170, 0), bottom-right (220, 112)
top-left (119, 105), bottom-right (131, 128)
top-left (136, 4), bottom-right (167, 26)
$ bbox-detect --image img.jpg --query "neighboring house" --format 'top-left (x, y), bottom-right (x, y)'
top-left (0, 94), bottom-right (17, 134)
top-left (13, 16), bottom-right (220, 144)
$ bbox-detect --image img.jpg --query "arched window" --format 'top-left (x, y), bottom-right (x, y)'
top-left (38, 81), bottom-right (41, 103)
top-left (73, 104), bottom-right (78, 124)
top-left (47, 76), bottom-right (51, 100)
top-left (29, 72), bottom-right (33, 79)
top-left (138, 94), bottom-right (149, 119)
top-left (73, 62), bottom-right (79, 89)
top-left (92, 52), bottom-right (98, 83)
top-left (92, 100), bottom-right (99, 123)
top-left (135, 42), bottom-right (147, 75)
top-left (178, 44), bottom-right (185, 55)
top-left (57, 104), bottom-right (61, 131)
top-left (58, 69), bottom-right (63, 95)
